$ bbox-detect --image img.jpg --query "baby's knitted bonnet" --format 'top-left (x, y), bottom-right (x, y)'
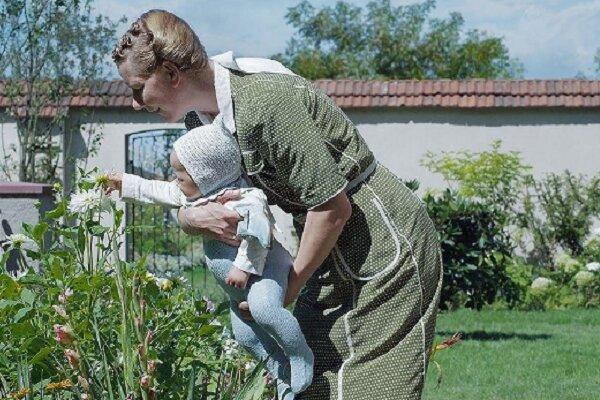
top-left (173, 116), bottom-right (242, 196)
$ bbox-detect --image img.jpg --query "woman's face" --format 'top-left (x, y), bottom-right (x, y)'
top-left (118, 58), bottom-right (185, 123)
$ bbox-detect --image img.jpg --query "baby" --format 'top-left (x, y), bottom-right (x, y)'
top-left (106, 115), bottom-right (312, 399)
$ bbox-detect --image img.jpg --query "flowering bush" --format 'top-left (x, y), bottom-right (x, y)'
top-left (0, 170), bottom-right (271, 399)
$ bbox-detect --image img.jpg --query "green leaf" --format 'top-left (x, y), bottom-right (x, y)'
top-left (45, 202), bottom-right (66, 219)
top-left (32, 222), bottom-right (48, 242)
top-left (197, 324), bottom-right (221, 337)
top-left (187, 366), bottom-right (195, 400)
top-left (30, 346), bottom-right (53, 366)
top-left (90, 225), bottom-right (109, 236)
top-left (0, 299), bottom-right (19, 309)
top-left (114, 209), bottom-right (124, 228)
top-left (10, 322), bottom-right (35, 338)
top-left (20, 288), bottom-right (35, 305)
top-left (13, 306), bottom-right (32, 323)
top-left (0, 250), bottom-right (10, 267)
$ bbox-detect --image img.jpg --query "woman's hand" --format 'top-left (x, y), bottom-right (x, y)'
top-left (177, 189), bottom-right (243, 246)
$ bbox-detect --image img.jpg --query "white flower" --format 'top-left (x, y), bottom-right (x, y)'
top-left (4, 233), bottom-right (36, 250)
top-left (555, 253), bottom-right (581, 274)
top-left (223, 338), bottom-right (238, 357)
top-left (68, 189), bottom-right (111, 214)
top-left (574, 270), bottom-right (595, 287)
top-left (531, 277), bottom-right (554, 290)
top-left (156, 278), bottom-right (173, 291)
top-left (145, 272), bottom-right (156, 282)
top-left (586, 262), bottom-right (600, 272)
top-left (245, 361), bottom-right (256, 371)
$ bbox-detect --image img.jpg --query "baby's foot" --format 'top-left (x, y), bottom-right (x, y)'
top-left (225, 266), bottom-right (250, 289)
top-left (289, 350), bottom-right (314, 393)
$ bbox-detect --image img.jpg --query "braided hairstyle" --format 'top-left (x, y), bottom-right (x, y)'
top-left (112, 9), bottom-right (208, 77)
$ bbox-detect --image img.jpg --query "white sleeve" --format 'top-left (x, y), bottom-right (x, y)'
top-left (120, 173), bottom-right (186, 208)
top-left (232, 237), bottom-right (268, 276)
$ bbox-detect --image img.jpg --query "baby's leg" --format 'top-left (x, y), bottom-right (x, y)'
top-left (246, 242), bottom-right (314, 394)
top-left (229, 302), bottom-right (295, 400)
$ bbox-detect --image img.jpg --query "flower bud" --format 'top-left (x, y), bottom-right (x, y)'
top-left (58, 288), bottom-right (73, 304)
top-left (146, 330), bottom-right (153, 344)
top-left (53, 305), bottom-right (67, 318)
top-left (140, 375), bottom-right (151, 390)
top-left (78, 375), bottom-right (90, 391)
top-left (53, 324), bottom-right (74, 344)
top-left (64, 349), bottom-right (80, 369)
top-left (147, 360), bottom-right (157, 374)
top-left (138, 343), bottom-right (146, 358)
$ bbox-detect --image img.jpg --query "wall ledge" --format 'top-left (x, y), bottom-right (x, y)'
top-left (0, 182), bottom-right (54, 196)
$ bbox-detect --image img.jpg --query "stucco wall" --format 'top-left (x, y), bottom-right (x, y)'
top-left (346, 107), bottom-right (600, 192)
top-left (2, 105), bottom-right (598, 259)
top-left (0, 117), bottom-right (19, 181)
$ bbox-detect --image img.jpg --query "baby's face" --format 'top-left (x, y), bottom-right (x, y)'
top-left (170, 151), bottom-right (201, 199)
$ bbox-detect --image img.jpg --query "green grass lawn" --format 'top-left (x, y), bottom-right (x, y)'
top-left (423, 309), bottom-right (600, 400)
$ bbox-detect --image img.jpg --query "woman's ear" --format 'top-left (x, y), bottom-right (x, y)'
top-left (162, 60), bottom-right (181, 88)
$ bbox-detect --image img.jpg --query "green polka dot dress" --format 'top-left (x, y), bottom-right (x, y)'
top-left (206, 70), bottom-right (442, 399)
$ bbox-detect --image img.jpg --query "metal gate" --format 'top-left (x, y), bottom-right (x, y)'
top-left (125, 129), bottom-right (220, 296)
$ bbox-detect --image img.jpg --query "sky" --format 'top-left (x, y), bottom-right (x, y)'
top-left (95, 0), bottom-right (600, 79)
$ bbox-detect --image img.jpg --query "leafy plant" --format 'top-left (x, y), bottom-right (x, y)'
top-left (424, 189), bottom-right (515, 310)
top-left (519, 171), bottom-right (600, 264)
top-left (0, 170), bottom-right (270, 399)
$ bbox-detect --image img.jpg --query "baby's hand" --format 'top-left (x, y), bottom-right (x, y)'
top-left (104, 172), bottom-right (123, 195)
top-left (225, 266), bottom-right (250, 289)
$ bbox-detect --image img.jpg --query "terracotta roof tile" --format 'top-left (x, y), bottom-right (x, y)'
top-left (2, 79), bottom-right (599, 113)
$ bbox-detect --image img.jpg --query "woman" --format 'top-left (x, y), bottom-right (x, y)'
top-left (112, 9), bottom-right (443, 400)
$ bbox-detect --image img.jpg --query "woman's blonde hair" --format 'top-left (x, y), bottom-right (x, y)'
top-left (112, 9), bottom-right (208, 77)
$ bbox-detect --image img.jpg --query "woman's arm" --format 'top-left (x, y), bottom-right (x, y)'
top-left (284, 190), bottom-right (352, 307)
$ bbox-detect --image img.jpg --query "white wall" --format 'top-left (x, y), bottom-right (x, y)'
top-left (2, 106), bottom-right (598, 258)
top-left (347, 107), bottom-right (600, 192)
top-left (0, 117), bottom-right (19, 181)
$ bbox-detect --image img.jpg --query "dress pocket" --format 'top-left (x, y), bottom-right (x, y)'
top-left (333, 188), bottom-right (402, 281)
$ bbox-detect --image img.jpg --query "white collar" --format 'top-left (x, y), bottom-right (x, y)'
top-left (193, 61), bottom-right (235, 133)
top-left (190, 51), bottom-right (296, 133)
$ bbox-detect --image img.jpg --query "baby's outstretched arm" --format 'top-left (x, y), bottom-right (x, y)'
top-left (105, 172), bottom-right (186, 207)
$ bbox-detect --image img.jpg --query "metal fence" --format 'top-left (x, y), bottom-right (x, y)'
top-left (125, 129), bottom-right (222, 297)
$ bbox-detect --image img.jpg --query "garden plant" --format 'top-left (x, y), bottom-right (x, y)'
top-left (0, 170), bottom-right (270, 400)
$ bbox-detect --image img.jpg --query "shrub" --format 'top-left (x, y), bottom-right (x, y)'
top-left (424, 189), bottom-right (515, 310)
top-left (421, 140), bottom-right (531, 222)
top-left (519, 171), bottom-right (600, 264)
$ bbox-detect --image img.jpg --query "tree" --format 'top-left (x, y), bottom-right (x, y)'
top-left (0, 0), bottom-right (124, 183)
top-left (275, 0), bottom-right (523, 80)
top-left (595, 48), bottom-right (600, 76)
